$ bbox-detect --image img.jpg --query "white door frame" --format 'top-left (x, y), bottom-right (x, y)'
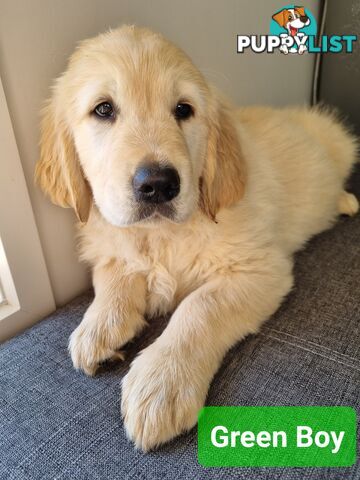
top-left (0, 76), bottom-right (55, 342)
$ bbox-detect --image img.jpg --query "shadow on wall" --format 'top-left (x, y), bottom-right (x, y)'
top-left (318, 1), bottom-right (360, 135)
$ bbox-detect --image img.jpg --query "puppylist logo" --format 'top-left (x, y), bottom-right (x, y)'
top-left (237, 5), bottom-right (357, 55)
top-left (271, 5), bottom-right (316, 54)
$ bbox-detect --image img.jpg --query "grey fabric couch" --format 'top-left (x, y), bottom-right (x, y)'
top-left (1, 168), bottom-right (359, 480)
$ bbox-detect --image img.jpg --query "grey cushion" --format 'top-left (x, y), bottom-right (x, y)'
top-left (1, 169), bottom-right (359, 480)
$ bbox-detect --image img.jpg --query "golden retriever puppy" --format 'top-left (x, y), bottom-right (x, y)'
top-left (36, 25), bottom-right (359, 451)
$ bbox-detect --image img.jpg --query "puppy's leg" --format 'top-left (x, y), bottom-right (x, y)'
top-left (69, 260), bottom-right (146, 376)
top-left (121, 251), bottom-right (293, 451)
top-left (338, 191), bottom-right (359, 216)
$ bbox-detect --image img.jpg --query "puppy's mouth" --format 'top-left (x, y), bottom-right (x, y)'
top-left (136, 203), bottom-right (176, 222)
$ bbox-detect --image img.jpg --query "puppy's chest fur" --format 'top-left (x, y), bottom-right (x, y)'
top-left (125, 226), bottom-right (218, 317)
top-left (81, 212), bottom-right (246, 318)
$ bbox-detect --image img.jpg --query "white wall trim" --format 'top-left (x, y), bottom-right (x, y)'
top-left (0, 77), bottom-right (55, 342)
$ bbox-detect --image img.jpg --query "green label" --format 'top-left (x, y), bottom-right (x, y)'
top-left (198, 406), bottom-right (356, 467)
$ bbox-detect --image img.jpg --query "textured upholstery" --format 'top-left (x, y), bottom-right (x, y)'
top-left (1, 170), bottom-right (359, 479)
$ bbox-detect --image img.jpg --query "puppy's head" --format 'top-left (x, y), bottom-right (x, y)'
top-left (272, 7), bottom-right (310, 31)
top-left (36, 26), bottom-right (245, 226)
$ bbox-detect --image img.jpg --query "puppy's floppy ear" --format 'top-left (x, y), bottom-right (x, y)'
top-left (272, 9), bottom-right (287, 27)
top-left (294, 6), bottom-right (306, 17)
top-left (35, 98), bottom-right (92, 223)
top-left (199, 93), bottom-right (246, 221)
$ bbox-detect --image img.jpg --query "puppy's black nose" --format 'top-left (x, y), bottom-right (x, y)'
top-left (133, 164), bottom-right (180, 204)
top-left (300, 15), bottom-right (308, 22)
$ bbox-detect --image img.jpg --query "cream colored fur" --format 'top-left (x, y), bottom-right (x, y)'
top-left (36, 26), bottom-right (359, 451)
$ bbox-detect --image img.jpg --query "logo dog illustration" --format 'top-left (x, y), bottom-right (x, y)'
top-left (272, 6), bottom-right (311, 54)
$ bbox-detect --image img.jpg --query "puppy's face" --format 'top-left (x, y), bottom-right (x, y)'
top-left (36, 26), bottom-right (245, 226)
top-left (272, 7), bottom-right (310, 32)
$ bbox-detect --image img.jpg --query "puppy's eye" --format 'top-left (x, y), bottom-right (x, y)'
top-left (94, 102), bottom-right (114, 119)
top-left (174, 103), bottom-right (194, 121)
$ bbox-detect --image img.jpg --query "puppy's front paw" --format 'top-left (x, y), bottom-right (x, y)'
top-left (121, 343), bottom-right (207, 451)
top-left (69, 322), bottom-right (123, 376)
top-left (69, 303), bottom-right (146, 376)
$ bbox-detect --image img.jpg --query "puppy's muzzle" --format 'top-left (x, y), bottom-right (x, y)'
top-left (133, 164), bottom-right (180, 204)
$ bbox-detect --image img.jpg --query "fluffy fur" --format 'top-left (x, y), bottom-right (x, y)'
top-left (35, 25), bottom-right (359, 451)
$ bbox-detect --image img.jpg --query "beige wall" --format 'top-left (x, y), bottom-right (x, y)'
top-left (0, 0), bottom-right (319, 306)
